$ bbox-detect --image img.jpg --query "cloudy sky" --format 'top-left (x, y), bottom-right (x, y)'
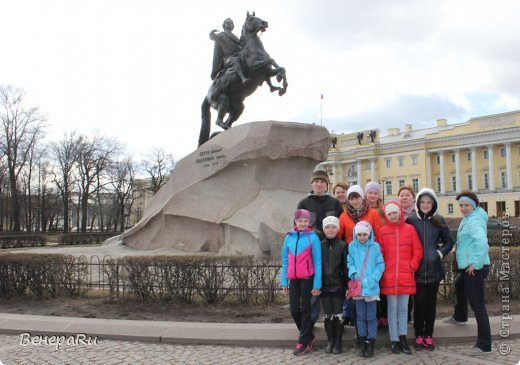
top-left (2, 0), bottom-right (519, 161)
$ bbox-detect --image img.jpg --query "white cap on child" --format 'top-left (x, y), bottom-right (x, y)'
top-left (354, 221), bottom-right (372, 236)
top-left (384, 202), bottom-right (401, 216)
top-left (322, 216), bottom-right (339, 229)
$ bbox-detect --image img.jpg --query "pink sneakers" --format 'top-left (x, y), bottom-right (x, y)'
top-left (424, 336), bottom-right (435, 351)
top-left (293, 335), bottom-right (317, 356)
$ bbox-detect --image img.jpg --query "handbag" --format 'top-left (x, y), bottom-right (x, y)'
top-left (347, 247), bottom-right (370, 299)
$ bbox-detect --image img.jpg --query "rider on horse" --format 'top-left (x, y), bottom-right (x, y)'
top-left (209, 18), bottom-right (249, 103)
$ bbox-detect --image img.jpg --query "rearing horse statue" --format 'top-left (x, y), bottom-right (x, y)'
top-left (198, 12), bottom-right (288, 146)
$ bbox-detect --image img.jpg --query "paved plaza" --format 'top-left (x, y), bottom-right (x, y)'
top-left (0, 334), bottom-right (519, 365)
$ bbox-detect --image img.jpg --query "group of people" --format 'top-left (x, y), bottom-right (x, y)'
top-left (280, 170), bottom-right (492, 357)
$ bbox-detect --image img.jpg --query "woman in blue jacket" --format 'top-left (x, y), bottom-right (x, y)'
top-left (347, 221), bottom-right (385, 358)
top-left (444, 191), bottom-right (491, 355)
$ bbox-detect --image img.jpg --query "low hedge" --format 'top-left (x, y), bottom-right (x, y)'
top-left (0, 249), bottom-right (517, 304)
top-left (0, 234), bottom-right (46, 249)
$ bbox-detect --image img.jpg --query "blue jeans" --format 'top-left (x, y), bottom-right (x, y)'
top-left (355, 300), bottom-right (377, 340)
top-left (387, 294), bottom-right (409, 341)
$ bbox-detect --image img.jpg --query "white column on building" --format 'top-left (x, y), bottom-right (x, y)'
top-left (331, 163), bottom-right (337, 186)
top-left (370, 158), bottom-right (376, 182)
top-left (471, 147), bottom-right (478, 192)
top-left (505, 143), bottom-right (513, 190)
top-left (455, 149), bottom-right (461, 192)
top-left (488, 145), bottom-right (495, 191)
top-left (357, 159), bottom-right (363, 185)
top-left (425, 152), bottom-right (431, 188)
top-left (439, 151), bottom-right (446, 194)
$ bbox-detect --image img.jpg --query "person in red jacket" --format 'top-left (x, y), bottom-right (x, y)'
top-left (338, 185), bottom-right (382, 243)
top-left (378, 200), bottom-right (423, 355)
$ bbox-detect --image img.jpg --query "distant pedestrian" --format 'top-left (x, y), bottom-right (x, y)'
top-left (378, 201), bottom-right (423, 355)
top-left (320, 216), bottom-right (348, 354)
top-left (443, 191), bottom-right (491, 355)
top-left (347, 221), bottom-right (385, 358)
top-left (280, 209), bottom-right (322, 356)
top-left (406, 188), bottom-right (453, 351)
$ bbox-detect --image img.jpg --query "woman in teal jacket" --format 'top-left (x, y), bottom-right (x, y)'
top-left (445, 191), bottom-right (491, 355)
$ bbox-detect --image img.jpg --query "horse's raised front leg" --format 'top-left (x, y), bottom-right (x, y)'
top-left (265, 77), bottom-right (281, 93)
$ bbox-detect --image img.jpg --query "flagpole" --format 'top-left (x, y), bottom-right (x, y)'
top-left (320, 92), bottom-right (323, 125)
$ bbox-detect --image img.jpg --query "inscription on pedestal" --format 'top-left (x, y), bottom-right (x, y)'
top-left (195, 148), bottom-right (226, 168)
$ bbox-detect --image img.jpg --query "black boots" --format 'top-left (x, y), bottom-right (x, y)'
top-left (391, 341), bottom-right (401, 354)
top-left (359, 337), bottom-right (375, 358)
top-left (358, 336), bottom-right (367, 357)
top-left (333, 317), bottom-right (343, 354)
top-left (400, 335), bottom-right (412, 354)
top-left (324, 318), bottom-right (334, 354)
top-left (325, 317), bottom-right (343, 354)
top-left (365, 338), bottom-right (375, 358)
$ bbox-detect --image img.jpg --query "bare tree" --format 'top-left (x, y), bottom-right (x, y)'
top-left (141, 147), bottom-right (175, 193)
top-left (76, 134), bottom-right (120, 232)
top-left (109, 157), bottom-right (135, 231)
top-left (50, 132), bottom-right (82, 233)
top-left (0, 85), bottom-right (46, 231)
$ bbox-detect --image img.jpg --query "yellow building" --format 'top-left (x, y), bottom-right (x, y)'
top-left (321, 110), bottom-right (520, 218)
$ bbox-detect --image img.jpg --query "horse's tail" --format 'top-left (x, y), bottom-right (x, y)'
top-left (198, 97), bottom-right (211, 147)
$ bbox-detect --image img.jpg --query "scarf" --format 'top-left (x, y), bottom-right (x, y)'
top-left (345, 199), bottom-right (369, 222)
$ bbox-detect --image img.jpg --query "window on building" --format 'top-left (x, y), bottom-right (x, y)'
top-left (436, 155), bottom-right (440, 164)
top-left (484, 149), bottom-right (489, 159)
top-left (451, 154), bottom-right (455, 163)
top-left (501, 172), bottom-right (507, 188)
top-left (451, 176), bottom-right (456, 191)
top-left (398, 157), bottom-right (404, 167)
top-left (385, 159), bottom-right (391, 168)
top-left (398, 179), bottom-right (405, 187)
top-left (468, 175), bottom-right (473, 190)
top-left (436, 177), bottom-right (441, 192)
top-left (385, 180), bottom-right (392, 196)
top-left (412, 178), bottom-right (419, 193)
top-left (500, 147), bottom-right (506, 157)
top-left (480, 202), bottom-right (488, 212)
top-left (412, 156), bottom-right (418, 165)
top-left (467, 152), bottom-right (472, 161)
top-left (484, 173), bottom-right (489, 189)
top-left (448, 204), bottom-right (454, 214)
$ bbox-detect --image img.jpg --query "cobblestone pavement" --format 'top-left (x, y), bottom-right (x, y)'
top-left (0, 334), bottom-right (518, 365)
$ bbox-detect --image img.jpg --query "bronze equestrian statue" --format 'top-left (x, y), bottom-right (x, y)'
top-left (198, 12), bottom-right (288, 146)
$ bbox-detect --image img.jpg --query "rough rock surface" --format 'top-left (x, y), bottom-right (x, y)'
top-left (118, 121), bottom-right (330, 255)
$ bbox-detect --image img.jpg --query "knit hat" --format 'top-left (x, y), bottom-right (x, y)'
top-left (294, 209), bottom-right (311, 221)
top-left (322, 216), bottom-right (339, 229)
top-left (354, 221), bottom-right (372, 236)
top-left (310, 170), bottom-right (330, 185)
top-left (364, 181), bottom-right (381, 195)
top-left (347, 185), bottom-right (364, 199)
top-left (384, 201), bottom-right (401, 216)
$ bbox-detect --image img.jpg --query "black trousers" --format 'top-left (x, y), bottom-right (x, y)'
top-left (452, 266), bottom-right (491, 352)
top-left (414, 282), bottom-right (440, 337)
top-left (289, 277), bottom-right (314, 346)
